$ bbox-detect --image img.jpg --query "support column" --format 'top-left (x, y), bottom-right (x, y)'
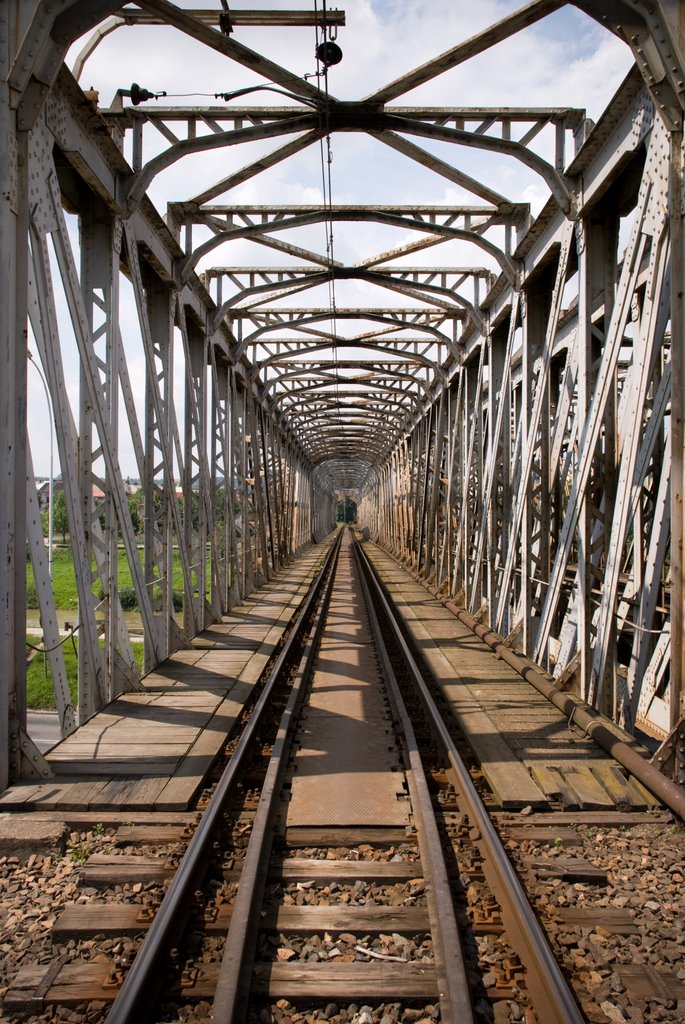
top-left (576, 210), bottom-right (618, 701)
top-left (522, 263), bottom-right (554, 656)
top-left (670, 128), bottom-right (685, 728)
top-left (143, 272), bottom-right (175, 664)
top-left (0, 41), bottom-right (26, 786)
top-left (80, 202), bottom-right (123, 702)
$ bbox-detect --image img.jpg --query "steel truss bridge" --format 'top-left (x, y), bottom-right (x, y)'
top-left (1, 1), bottom-right (684, 793)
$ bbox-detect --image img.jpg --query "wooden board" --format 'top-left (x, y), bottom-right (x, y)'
top-left (5, 957), bottom-right (436, 1009)
top-left (524, 856), bottom-right (607, 883)
top-left (0, 543), bottom-right (333, 813)
top-left (52, 902), bottom-right (429, 939)
top-left (562, 767), bottom-right (617, 810)
top-left (366, 546), bottom-right (660, 818)
top-left (4, 961), bottom-right (218, 1007)
top-left (498, 826), bottom-right (581, 847)
top-left (152, 692), bottom-right (248, 809)
top-left (283, 827), bottom-right (413, 848)
top-left (278, 858), bottom-right (422, 881)
top-left (616, 965), bottom-right (685, 1001)
top-left (113, 824), bottom-right (191, 844)
top-left (79, 853), bottom-right (176, 886)
top-left (590, 764), bottom-right (649, 809)
top-left (252, 961), bottom-right (437, 999)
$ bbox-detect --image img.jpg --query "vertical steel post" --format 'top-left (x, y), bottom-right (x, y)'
top-left (0, 14), bottom-right (26, 784)
top-left (669, 128), bottom-right (684, 728)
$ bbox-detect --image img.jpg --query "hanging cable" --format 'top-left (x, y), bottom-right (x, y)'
top-left (118, 84), bottom-right (320, 106)
top-left (313, 0), bottom-right (344, 453)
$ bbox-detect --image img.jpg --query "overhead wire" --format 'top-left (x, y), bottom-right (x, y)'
top-left (313, 0), bottom-right (346, 467)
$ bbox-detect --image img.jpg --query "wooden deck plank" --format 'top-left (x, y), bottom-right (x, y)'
top-left (0, 538), bottom-right (332, 813)
top-left (563, 767), bottom-right (617, 810)
top-left (49, 742), bottom-right (196, 758)
top-left (364, 544), bottom-right (645, 812)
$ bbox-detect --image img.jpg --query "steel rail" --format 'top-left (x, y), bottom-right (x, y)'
top-left (212, 530), bottom-right (341, 1022)
top-left (352, 538), bottom-right (474, 1023)
top-left (354, 539), bottom-right (585, 1024)
top-left (105, 531), bottom-right (343, 1024)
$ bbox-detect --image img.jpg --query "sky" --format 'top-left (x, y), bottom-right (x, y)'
top-left (27, 0), bottom-right (635, 478)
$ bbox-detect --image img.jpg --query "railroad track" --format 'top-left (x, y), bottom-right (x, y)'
top-left (3, 529), bottom-right (684, 1024)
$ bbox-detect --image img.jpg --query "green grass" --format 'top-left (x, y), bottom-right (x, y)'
top-left (27, 545), bottom-right (190, 610)
top-left (26, 633), bottom-right (145, 710)
top-left (27, 547), bottom-right (81, 609)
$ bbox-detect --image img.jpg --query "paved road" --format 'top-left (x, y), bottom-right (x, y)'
top-left (27, 712), bottom-right (61, 753)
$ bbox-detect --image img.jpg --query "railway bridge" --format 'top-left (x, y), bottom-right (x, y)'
top-left (1, 2), bottom-right (684, 800)
top-left (4, 5), bottom-right (685, 1021)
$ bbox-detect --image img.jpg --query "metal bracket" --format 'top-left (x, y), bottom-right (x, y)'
top-left (650, 717), bottom-right (685, 785)
top-left (28, 956), bottom-right (66, 1009)
top-left (14, 718), bottom-right (52, 781)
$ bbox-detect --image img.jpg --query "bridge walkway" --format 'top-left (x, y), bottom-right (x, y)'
top-left (362, 540), bottom-right (658, 812)
top-left (0, 532), bottom-right (660, 816)
top-left (0, 542), bottom-right (331, 813)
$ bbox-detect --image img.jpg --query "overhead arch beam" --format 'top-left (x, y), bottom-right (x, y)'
top-left (377, 114), bottom-right (572, 213)
top-left (125, 114), bottom-right (318, 211)
top-left (256, 340), bottom-right (443, 376)
top-left (238, 311), bottom-right (458, 361)
top-left (272, 381), bottom-right (430, 409)
top-left (278, 389), bottom-right (423, 415)
top-left (264, 364), bottom-right (435, 397)
top-left (212, 267), bottom-right (483, 332)
top-left (181, 210), bottom-right (517, 286)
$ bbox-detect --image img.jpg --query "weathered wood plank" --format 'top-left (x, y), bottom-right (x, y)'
top-left (114, 824), bottom-right (191, 844)
top-left (4, 961), bottom-right (219, 1007)
top-left (278, 858), bottom-right (422, 881)
top-left (79, 853), bottom-right (175, 886)
top-left (524, 856), bottom-right (607, 883)
top-left (283, 827), bottom-right (413, 847)
top-left (52, 902), bottom-right (429, 940)
top-left (253, 961), bottom-right (437, 999)
top-left (153, 693), bottom-right (248, 810)
top-left (562, 767), bottom-right (616, 810)
top-left (2, 949), bottom-right (603, 1012)
top-left (530, 766), bottom-right (580, 809)
top-left (590, 765), bottom-right (648, 809)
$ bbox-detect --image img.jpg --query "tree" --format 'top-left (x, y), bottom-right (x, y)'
top-left (52, 490), bottom-right (69, 543)
top-left (128, 493), bottom-right (142, 535)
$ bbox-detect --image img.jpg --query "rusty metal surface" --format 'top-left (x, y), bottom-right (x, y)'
top-left (286, 534), bottom-right (409, 827)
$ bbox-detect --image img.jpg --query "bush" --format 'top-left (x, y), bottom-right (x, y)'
top-left (119, 587), bottom-right (139, 611)
top-left (172, 591), bottom-right (184, 611)
top-left (26, 580), bottom-right (40, 610)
